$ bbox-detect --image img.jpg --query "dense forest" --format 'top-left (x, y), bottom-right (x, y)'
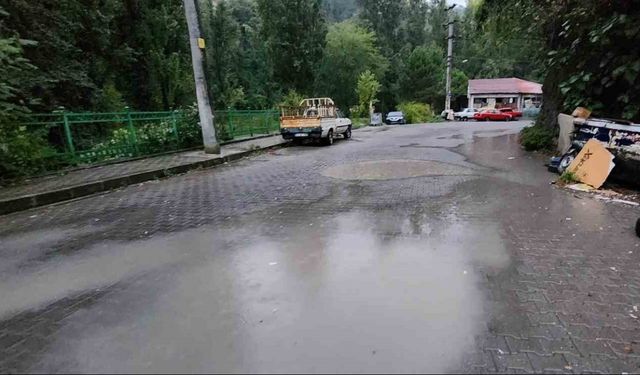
top-left (2, 0), bottom-right (638, 176)
top-left (0, 0), bottom-right (541, 117)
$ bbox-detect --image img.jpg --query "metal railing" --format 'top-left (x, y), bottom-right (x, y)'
top-left (20, 108), bottom-right (280, 172)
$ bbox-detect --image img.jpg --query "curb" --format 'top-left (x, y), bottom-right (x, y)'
top-left (0, 140), bottom-right (289, 216)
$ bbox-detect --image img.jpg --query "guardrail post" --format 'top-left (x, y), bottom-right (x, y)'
top-left (171, 110), bottom-right (180, 148)
top-left (227, 108), bottom-right (234, 139)
top-left (262, 111), bottom-right (269, 134)
top-left (125, 106), bottom-right (139, 155)
top-left (57, 107), bottom-right (76, 158)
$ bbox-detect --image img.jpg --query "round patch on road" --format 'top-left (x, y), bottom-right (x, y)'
top-left (322, 159), bottom-right (476, 181)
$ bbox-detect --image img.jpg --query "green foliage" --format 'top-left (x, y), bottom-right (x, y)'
top-left (552, 9), bottom-right (640, 120)
top-left (519, 125), bottom-right (555, 151)
top-left (0, 8), bottom-right (48, 180)
top-left (92, 108), bottom-right (202, 160)
top-left (95, 82), bottom-right (126, 112)
top-left (322, 0), bottom-right (358, 22)
top-left (479, 0), bottom-right (640, 125)
top-left (279, 90), bottom-right (305, 108)
top-left (0, 125), bottom-right (61, 181)
top-left (316, 21), bottom-right (388, 111)
top-left (399, 45), bottom-right (445, 107)
top-left (203, 0), bottom-right (244, 110)
top-left (451, 69), bottom-right (469, 96)
top-left (397, 102), bottom-right (434, 124)
top-left (356, 70), bottom-right (381, 117)
top-left (257, 0), bottom-right (327, 95)
top-left (463, 1), bottom-right (544, 83)
top-left (350, 117), bottom-right (370, 129)
top-left (356, 0), bottom-right (403, 55)
top-left (559, 171), bottom-right (579, 184)
top-left (220, 87), bottom-right (246, 110)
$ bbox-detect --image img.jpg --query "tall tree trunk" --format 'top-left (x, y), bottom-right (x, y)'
top-left (537, 67), bottom-right (561, 132)
top-left (536, 0), bottom-right (567, 131)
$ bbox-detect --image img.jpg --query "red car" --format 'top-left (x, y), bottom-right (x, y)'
top-left (499, 108), bottom-right (523, 119)
top-left (473, 109), bottom-right (513, 121)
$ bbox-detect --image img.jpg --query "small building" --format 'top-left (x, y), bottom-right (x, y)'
top-left (467, 78), bottom-right (542, 111)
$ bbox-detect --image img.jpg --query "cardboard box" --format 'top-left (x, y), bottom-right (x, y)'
top-left (572, 107), bottom-right (592, 119)
top-left (567, 139), bottom-right (615, 189)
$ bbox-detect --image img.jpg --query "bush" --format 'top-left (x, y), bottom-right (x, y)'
top-left (351, 118), bottom-right (369, 128)
top-left (397, 102), bottom-right (434, 124)
top-left (91, 106), bottom-right (202, 160)
top-left (519, 124), bottom-right (556, 151)
top-left (0, 125), bottom-right (62, 181)
top-left (279, 89), bottom-right (305, 108)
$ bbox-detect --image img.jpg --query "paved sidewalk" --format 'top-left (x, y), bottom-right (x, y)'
top-left (0, 135), bottom-right (288, 215)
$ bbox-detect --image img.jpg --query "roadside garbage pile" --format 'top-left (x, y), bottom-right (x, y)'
top-left (548, 107), bottom-right (640, 190)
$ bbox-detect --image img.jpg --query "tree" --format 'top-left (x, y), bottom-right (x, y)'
top-left (322, 0), bottom-right (358, 23)
top-left (478, 0), bottom-right (640, 129)
top-left (279, 89), bottom-right (305, 107)
top-left (357, 0), bottom-right (404, 55)
top-left (399, 45), bottom-right (445, 109)
top-left (356, 70), bottom-right (381, 117)
top-left (204, 0), bottom-right (241, 110)
top-left (231, 0), bottom-right (275, 109)
top-left (0, 7), bottom-right (50, 179)
top-left (451, 68), bottom-right (468, 96)
top-left (315, 22), bottom-right (388, 112)
top-left (257, 0), bottom-right (327, 95)
top-left (1, 0), bottom-right (105, 111)
top-left (402, 0), bottom-right (429, 50)
top-left (424, 0), bottom-right (447, 51)
top-left (136, 0), bottom-right (193, 110)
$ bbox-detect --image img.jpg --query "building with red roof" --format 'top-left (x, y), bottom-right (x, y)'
top-left (467, 78), bottom-right (542, 111)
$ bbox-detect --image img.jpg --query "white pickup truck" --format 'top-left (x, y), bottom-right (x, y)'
top-left (453, 108), bottom-right (479, 121)
top-left (280, 98), bottom-right (352, 145)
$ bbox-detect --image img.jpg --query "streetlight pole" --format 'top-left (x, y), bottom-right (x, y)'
top-left (183, 0), bottom-right (220, 154)
top-left (444, 4), bottom-right (456, 115)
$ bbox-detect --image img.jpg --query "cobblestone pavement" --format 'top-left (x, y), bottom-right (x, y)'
top-left (0, 134), bottom-right (285, 200)
top-left (1, 121), bottom-right (639, 373)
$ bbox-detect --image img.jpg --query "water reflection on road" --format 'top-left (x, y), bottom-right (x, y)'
top-left (32, 208), bottom-right (508, 373)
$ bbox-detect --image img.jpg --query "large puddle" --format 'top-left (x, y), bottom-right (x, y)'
top-left (16, 209), bottom-right (510, 373)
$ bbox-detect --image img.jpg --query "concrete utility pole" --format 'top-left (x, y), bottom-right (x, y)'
top-left (183, 0), bottom-right (220, 154)
top-left (444, 4), bottom-right (456, 113)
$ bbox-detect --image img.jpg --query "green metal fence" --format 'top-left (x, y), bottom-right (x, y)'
top-left (21, 108), bottom-right (280, 172)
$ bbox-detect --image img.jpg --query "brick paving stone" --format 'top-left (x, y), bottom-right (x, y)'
top-left (1, 122), bottom-right (640, 373)
top-left (492, 352), bottom-right (533, 373)
top-left (526, 353), bottom-right (569, 373)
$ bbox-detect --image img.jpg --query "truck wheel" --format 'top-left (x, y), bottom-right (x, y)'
top-left (325, 130), bottom-right (334, 146)
top-left (344, 126), bottom-right (352, 139)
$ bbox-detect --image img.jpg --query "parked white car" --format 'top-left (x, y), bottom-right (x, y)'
top-left (454, 108), bottom-right (479, 121)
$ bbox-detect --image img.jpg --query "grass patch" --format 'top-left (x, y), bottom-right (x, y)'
top-left (559, 171), bottom-right (579, 184)
top-left (351, 118), bottom-right (369, 129)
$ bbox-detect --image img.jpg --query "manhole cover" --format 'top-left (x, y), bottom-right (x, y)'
top-left (322, 159), bottom-right (476, 181)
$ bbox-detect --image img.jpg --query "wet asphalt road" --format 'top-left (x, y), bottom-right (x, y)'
top-left (1, 121), bottom-right (640, 373)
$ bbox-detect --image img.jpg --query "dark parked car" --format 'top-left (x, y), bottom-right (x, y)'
top-left (385, 111), bottom-right (406, 125)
